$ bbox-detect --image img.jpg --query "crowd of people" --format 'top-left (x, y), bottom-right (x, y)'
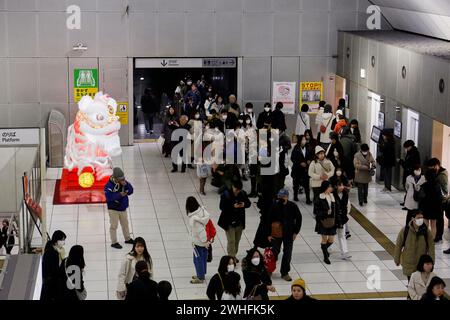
top-left (40, 86), bottom-right (450, 301)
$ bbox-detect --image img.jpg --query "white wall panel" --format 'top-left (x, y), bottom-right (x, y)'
top-left (39, 58), bottom-right (68, 104)
top-left (350, 36), bottom-right (360, 83)
top-left (243, 14), bottom-right (273, 56)
top-left (367, 40), bottom-right (378, 92)
top-left (336, 32), bottom-right (344, 76)
top-left (129, 13), bottom-right (157, 56)
top-left (38, 13), bottom-right (68, 57)
top-left (359, 37), bottom-right (369, 88)
top-left (300, 12), bottom-right (330, 56)
top-left (0, 104), bottom-right (10, 127)
top-left (9, 59), bottom-right (38, 103)
top-left (157, 13), bottom-right (185, 56)
top-left (272, 57), bottom-right (299, 82)
top-left (7, 13), bottom-right (37, 57)
top-left (272, 0), bottom-right (301, 12)
top-left (273, 14), bottom-right (300, 56)
top-left (98, 13), bottom-right (129, 57)
top-left (330, 11), bottom-right (357, 56)
top-left (215, 13), bottom-right (243, 56)
top-left (186, 13), bottom-right (215, 56)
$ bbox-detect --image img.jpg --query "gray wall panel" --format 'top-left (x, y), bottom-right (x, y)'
top-left (9, 104), bottom-right (41, 127)
top-left (9, 59), bottom-right (38, 103)
top-left (336, 32), bottom-right (344, 76)
top-left (343, 33), bottom-right (353, 80)
top-left (157, 13), bottom-right (185, 56)
top-left (97, 0), bottom-right (127, 11)
top-left (273, 0), bottom-right (301, 12)
top-left (273, 14), bottom-right (300, 56)
top-left (0, 13), bottom-right (6, 57)
top-left (406, 52), bottom-right (422, 112)
top-left (129, 13), bottom-right (157, 56)
top-left (0, 59), bottom-right (8, 104)
top-left (98, 13), bottom-right (129, 57)
top-left (301, 12), bottom-right (330, 56)
top-left (243, 14), bottom-right (274, 56)
top-left (214, 0), bottom-right (243, 12)
top-left (272, 57), bottom-right (299, 82)
top-left (300, 57), bottom-right (328, 81)
top-left (350, 36), bottom-right (360, 83)
top-left (331, 0), bottom-right (358, 11)
top-left (302, 0), bottom-right (330, 11)
top-left (215, 13), bottom-right (243, 56)
top-left (359, 37), bottom-right (369, 88)
top-left (128, 0), bottom-right (157, 12)
top-left (7, 13), bottom-right (37, 57)
top-left (420, 56), bottom-right (435, 117)
top-left (329, 11), bottom-right (357, 56)
top-left (186, 13), bottom-right (215, 56)
top-left (38, 13), bottom-right (68, 57)
top-left (67, 12), bottom-right (98, 57)
top-left (39, 58), bottom-right (69, 104)
top-left (0, 104), bottom-right (10, 127)
top-left (67, 0), bottom-right (97, 11)
top-left (186, 0), bottom-right (215, 11)
top-left (244, 0), bottom-right (272, 12)
top-left (242, 57), bottom-right (271, 102)
top-left (37, 0), bottom-right (67, 11)
top-left (157, 0), bottom-right (184, 11)
top-left (396, 48), bottom-right (409, 105)
top-left (433, 59), bottom-right (449, 122)
top-left (5, 0), bottom-right (35, 11)
top-left (367, 40), bottom-right (378, 92)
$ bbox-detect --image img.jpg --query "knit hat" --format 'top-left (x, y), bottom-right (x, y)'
top-left (112, 167), bottom-right (125, 180)
top-left (277, 188), bottom-right (289, 197)
top-left (315, 146), bottom-right (325, 155)
top-left (292, 278), bottom-right (306, 290)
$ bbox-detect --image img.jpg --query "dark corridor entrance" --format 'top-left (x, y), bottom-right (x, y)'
top-left (133, 58), bottom-right (238, 141)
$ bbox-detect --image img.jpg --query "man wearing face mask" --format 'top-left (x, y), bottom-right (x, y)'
top-left (353, 144), bottom-right (376, 207)
top-left (256, 103), bottom-right (273, 129)
top-left (394, 210), bottom-right (435, 281)
top-left (267, 189), bottom-right (302, 281)
top-left (104, 167), bottom-right (134, 249)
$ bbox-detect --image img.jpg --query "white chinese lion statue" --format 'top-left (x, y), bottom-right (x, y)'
top-left (64, 92), bottom-right (122, 180)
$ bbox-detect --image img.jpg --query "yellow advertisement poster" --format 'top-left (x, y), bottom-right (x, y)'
top-left (74, 88), bottom-right (98, 102)
top-left (116, 102), bottom-right (129, 125)
top-left (300, 82), bottom-right (323, 112)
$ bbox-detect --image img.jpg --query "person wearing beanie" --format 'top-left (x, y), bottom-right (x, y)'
top-left (313, 181), bottom-right (337, 265)
top-left (308, 145), bottom-right (335, 202)
top-left (286, 278), bottom-right (315, 301)
top-left (104, 167), bottom-right (134, 249)
top-left (267, 188), bottom-right (302, 282)
top-left (295, 104), bottom-right (311, 136)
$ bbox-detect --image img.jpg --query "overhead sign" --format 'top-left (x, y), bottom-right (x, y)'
top-left (116, 102), bottom-right (129, 125)
top-left (74, 68), bottom-right (99, 102)
top-left (0, 128), bottom-right (40, 146)
top-left (272, 82), bottom-right (296, 114)
top-left (300, 82), bottom-right (323, 112)
top-left (135, 58), bottom-right (237, 69)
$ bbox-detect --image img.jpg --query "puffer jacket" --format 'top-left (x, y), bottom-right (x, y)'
top-left (188, 207), bottom-right (210, 247)
top-left (308, 158), bottom-right (335, 188)
top-left (393, 221), bottom-right (435, 277)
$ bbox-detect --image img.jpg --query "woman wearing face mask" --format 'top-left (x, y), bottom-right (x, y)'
top-left (256, 103), bottom-right (273, 129)
top-left (40, 230), bottom-right (67, 300)
top-left (241, 114), bottom-right (258, 197)
top-left (244, 102), bottom-right (257, 128)
top-left (57, 245), bottom-right (86, 301)
top-left (314, 181), bottom-right (337, 264)
top-left (353, 144), bottom-right (376, 207)
top-left (421, 276), bottom-right (448, 301)
top-left (206, 255), bottom-right (236, 300)
top-left (295, 104), bottom-right (311, 137)
top-left (291, 135), bottom-right (313, 204)
top-left (242, 248), bottom-right (275, 300)
top-left (333, 181), bottom-right (351, 260)
top-left (308, 146), bottom-right (335, 202)
top-left (304, 129), bottom-right (318, 155)
top-left (408, 254), bottom-right (437, 300)
top-left (116, 237), bottom-right (153, 300)
top-left (404, 164), bottom-right (426, 225)
top-left (318, 104), bottom-right (335, 150)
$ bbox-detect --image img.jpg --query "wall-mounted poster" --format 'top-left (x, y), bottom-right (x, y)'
top-left (74, 68), bottom-right (99, 102)
top-left (394, 120), bottom-right (402, 138)
top-left (300, 82), bottom-right (323, 112)
top-left (378, 112), bottom-right (385, 129)
top-left (272, 82), bottom-right (296, 114)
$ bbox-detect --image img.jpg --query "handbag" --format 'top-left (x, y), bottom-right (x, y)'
top-left (246, 285), bottom-right (262, 301)
top-left (271, 221), bottom-right (283, 238)
top-left (321, 217), bottom-right (335, 228)
top-left (207, 245), bottom-right (213, 263)
top-left (369, 168), bottom-right (376, 176)
top-left (320, 116), bottom-right (332, 133)
top-left (65, 260), bottom-right (87, 300)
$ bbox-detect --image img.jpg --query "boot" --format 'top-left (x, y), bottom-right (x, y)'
top-left (321, 244), bottom-right (331, 264)
top-left (248, 178), bottom-right (257, 198)
top-left (293, 192), bottom-right (299, 202)
top-left (325, 242), bottom-right (333, 250)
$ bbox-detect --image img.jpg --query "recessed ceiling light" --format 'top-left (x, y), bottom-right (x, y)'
top-left (140, 77), bottom-right (144, 81)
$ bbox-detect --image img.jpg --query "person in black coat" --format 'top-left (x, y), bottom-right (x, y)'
top-left (218, 180), bottom-right (251, 261)
top-left (206, 255), bottom-right (236, 300)
top-left (419, 169), bottom-right (443, 238)
top-left (125, 260), bottom-right (159, 301)
top-left (162, 105), bottom-right (179, 157)
top-left (378, 131), bottom-right (396, 192)
top-left (333, 182), bottom-right (351, 260)
top-left (313, 181), bottom-right (337, 265)
top-left (40, 230), bottom-right (67, 301)
top-left (256, 103), bottom-right (273, 129)
top-left (0, 219), bottom-right (15, 254)
top-left (275, 131), bottom-right (292, 191)
top-left (349, 119), bottom-right (361, 143)
top-left (141, 88), bottom-right (159, 134)
top-left (291, 135), bottom-right (313, 204)
top-left (267, 188), bottom-right (302, 281)
top-left (171, 115), bottom-right (191, 173)
top-left (157, 281), bottom-right (172, 300)
top-left (241, 248), bottom-right (275, 300)
top-left (399, 140), bottom-right (421, 188)
top-left (271, 102), bottom-right (287, 132)
top-left (57, 245), bottom-right (86, 301)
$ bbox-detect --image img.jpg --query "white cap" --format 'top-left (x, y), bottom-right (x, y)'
top-left (336, 109), bottom-right (343, 116)
top-left (315, 146), bottom-right (325, 154)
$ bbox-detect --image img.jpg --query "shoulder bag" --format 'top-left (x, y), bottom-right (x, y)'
top-left (320, 116), bottom-right (332, 134)
top-left (246, 285), bottom-right (262, 301)
top-left (65, 260), bottom-right (87, 300)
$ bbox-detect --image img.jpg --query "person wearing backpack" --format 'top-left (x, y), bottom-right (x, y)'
top-left (394, 210), bottom-right (435, 281)
top-left (404, 164), bottom-right (425, 225)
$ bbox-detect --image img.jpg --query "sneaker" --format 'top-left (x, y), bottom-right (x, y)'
top-left (192, 275), bottom-right (199, 280)
top-left (359, 202), bottom-right (364, 207)
top-left (190, 278), bottom-right (205, 284)
top-left (443, 248), bottom-right (450, 254)
top-left (124, 239), bottom-right (134, 245)
top-left (281, 274), bottom-right (292, 282)
top-left (341, 253), bottom-right (352, 260)
top-left (111, 243), bottom-right (122, 249)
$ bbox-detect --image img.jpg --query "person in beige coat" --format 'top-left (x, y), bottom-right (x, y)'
top-left (116, 237), bottom-right (153, 300)
top-left (308, 146), bottom-right (335, 202)
top-left (353, 143), bottom-right (376, 206)
top-left (407, 254), bottom-right (436, 300)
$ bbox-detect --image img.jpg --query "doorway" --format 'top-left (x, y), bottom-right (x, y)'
top-left (133, 58), bottom-right (238, 142)
top-left (368, 91), bottom-right (381, 157)
top-left (406, 108), bottom-right (419, 146)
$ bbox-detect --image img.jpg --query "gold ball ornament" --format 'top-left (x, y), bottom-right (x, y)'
top-left (78, 172), bottom-right (95, 188)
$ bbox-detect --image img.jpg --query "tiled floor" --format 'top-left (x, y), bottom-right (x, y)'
top-left (37, 143), bottom-right (450, 300)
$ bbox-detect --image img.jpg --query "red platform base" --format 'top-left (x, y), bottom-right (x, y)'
top-left (53, 168), bottom-right (109, 205)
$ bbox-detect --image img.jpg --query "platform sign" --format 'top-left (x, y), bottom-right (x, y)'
top-left (74, 69), bottom-right (98, 102)
top-left (0, 128), bottom-right (40, 146)
top-left (272, 82), bottom-right (296, 114)
top-left (116, 102), bottom-right (129, 125)
top-left (300, 82), bottom-right (323, 112)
